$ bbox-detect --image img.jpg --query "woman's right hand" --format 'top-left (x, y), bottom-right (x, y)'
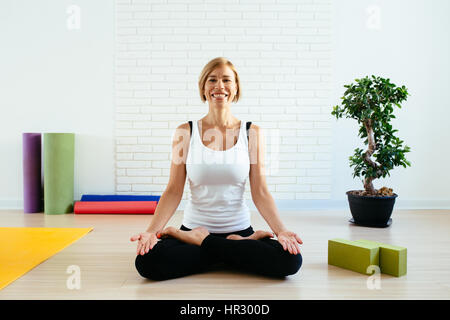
top-left (130, 231), bottom-right (159, 255)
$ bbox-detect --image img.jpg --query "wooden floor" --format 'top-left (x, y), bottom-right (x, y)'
top-left (0, 209), bottom-right (449, 300)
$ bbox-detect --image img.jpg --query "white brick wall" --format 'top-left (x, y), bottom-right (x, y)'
top-left (114, 0), bottom-right (332, 201)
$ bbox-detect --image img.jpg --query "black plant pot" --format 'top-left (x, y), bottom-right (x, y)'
top-left (346, 191), bottom-right (398, 228)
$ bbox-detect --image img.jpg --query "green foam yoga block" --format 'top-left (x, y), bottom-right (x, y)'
top-left (356, 240), bottom-right (407, 277)
top-left (328, 238), bottom-right (379, 275)
top-left (43, 133), bottom-right (75, 215)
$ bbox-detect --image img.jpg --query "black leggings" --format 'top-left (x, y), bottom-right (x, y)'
top-left (135, 225), bottom-right (302, 281)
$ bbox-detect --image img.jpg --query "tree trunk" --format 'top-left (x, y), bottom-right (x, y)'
top-left (363, 119), bottom-right (378, 195)
top-left (364, 177), bottom-right (376, 194)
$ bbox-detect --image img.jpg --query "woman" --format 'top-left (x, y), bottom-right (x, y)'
top-left (131, 57), bottom-right (303, 281)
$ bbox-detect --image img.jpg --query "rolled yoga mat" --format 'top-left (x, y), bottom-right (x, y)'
top-left (22, 133), bottom-right (42, 213)
top-left (74, 201), bottom-right (157, 214)
top-left (44, 133), bottom-right (75, 215)
top-left (80, 194), bottom-right (161, 202)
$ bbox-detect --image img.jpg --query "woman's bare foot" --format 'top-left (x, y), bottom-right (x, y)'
top-left (159, 226), bottom-right (210, 246)
top-left (226, 230), bottom-right (274, 241)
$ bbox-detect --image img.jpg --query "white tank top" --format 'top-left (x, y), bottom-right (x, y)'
top-left (183, 119), bottom-right (251, 233)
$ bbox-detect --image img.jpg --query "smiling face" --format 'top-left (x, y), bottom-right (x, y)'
top-left (203, 65), bottom-right (238, 105)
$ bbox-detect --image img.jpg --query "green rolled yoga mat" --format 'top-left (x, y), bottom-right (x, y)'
top-left (44, 133), bottom-right (75, 215)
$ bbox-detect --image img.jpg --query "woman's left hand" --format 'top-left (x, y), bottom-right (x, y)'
top-left (277, 230), bottom-right (303, 255)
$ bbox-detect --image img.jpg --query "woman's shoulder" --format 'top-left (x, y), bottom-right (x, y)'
top-left (248, 123), bottom-right (261, 135)
top-left (177, 122), bottom-right (191, 130)
top-left (175, 122), bottom-right (192, 136)
top-left (172, 122), bottom-right (192, 144)
top-left (248, 122), bottom-right (259, 130)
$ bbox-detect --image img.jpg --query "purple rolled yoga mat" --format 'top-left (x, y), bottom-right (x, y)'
top-left (22, 133), bottom-right (42, 213)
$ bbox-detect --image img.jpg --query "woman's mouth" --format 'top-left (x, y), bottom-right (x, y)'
top-left (211, 93), bottom-right (228, 99)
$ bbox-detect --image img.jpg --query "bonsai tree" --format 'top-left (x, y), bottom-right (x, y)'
top-left (331, 75), bottom-right (411, 196)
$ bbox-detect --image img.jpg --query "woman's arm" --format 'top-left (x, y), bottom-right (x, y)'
top-left (248, 124), bottom-right (303, 254)
top-left (248, 124), bottom-right (287, 236)
top-left (132, 123), bottom-right (191, 254)
top-left (145, 122), bottom-right (191, 234)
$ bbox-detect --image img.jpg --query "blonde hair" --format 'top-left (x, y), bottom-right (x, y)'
top-left (198, 57), bottom-right (241, 103)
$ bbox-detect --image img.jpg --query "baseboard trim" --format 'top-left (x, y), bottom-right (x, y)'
top-left (1, 199), bottom-right (449, 211)
top-left (0, 199), bottom-right (23, 210)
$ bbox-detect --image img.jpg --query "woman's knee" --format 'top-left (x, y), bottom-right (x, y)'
top-left (259, 239), bottom-right (302, 276)
top-left (282, 252), bottom-right (302, 276)
top-left (269, 251), bottom-right (302, 277)
top-left (135, 252), bottom-right (167, 281)
top-left (256, 253), bottom-right (302, 278)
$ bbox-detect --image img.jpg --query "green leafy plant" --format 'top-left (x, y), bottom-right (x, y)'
top-left (331, 75), bottom-right (411, 196)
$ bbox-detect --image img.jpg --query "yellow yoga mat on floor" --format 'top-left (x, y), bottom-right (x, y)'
top-left (0, 227), bottom-right (93, 290)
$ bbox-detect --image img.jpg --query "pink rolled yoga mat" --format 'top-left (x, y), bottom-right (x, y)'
top-left (22, 133), bottom-right (42, 213)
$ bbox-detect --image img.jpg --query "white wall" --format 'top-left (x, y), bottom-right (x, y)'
top-left (114, 0), bottom-right (334, 204)
top-left (332, 0), bottom-right (450, 209)
top-left (1, 0), bottom-right (448, 210)
top-left (0, 0), bottom-right (115, 208)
